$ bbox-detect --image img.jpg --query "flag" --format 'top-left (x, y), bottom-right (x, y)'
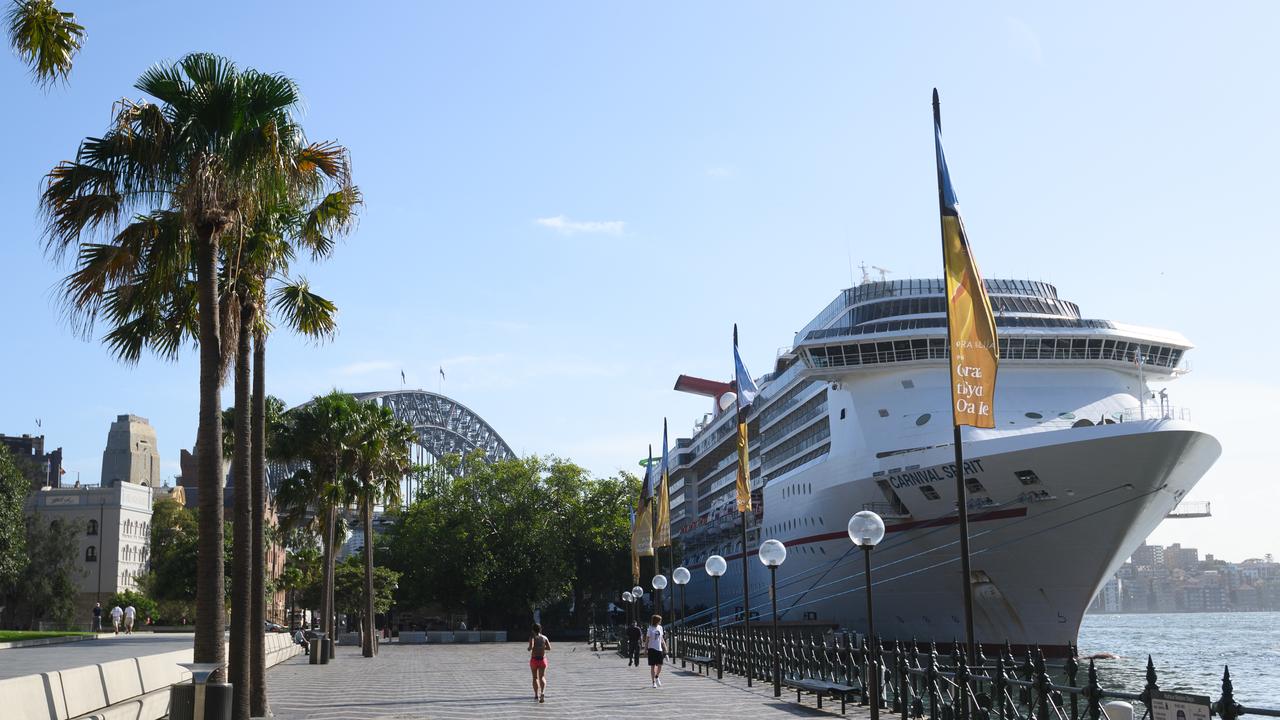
top-left (400, 369), bottom-right (406, 384)
top-left (733, 325), bottom-right (757, 513)
top-left (633, 453), bottom-right (654, 557)
top-left (654, 419), bottom-right (672, 547)
top-left (439, 366), bottom-right (446, 381)
top-left (629, 507), bottom-right (641, 583)
top-left (934, 90), bottom-right (998, 429)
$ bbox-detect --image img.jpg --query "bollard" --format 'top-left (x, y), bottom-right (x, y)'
top-left (1102, 701), bottom-right (1133, 720)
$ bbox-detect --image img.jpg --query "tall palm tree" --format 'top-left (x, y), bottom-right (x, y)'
top-left (40, 53), bottom-right (315, 687)
top-left (349, 402), bottom-right (414, 656)
top-left (6, 0), bottom-right (84, 85)
top-left (275, 391), bottom-right (360, 655)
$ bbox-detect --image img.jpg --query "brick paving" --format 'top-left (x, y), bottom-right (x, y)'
top-left (265, 642), bottom-right (873, 719)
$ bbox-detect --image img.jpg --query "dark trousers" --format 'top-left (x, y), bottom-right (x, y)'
top-left (629, 640), bottom-right (640, 666)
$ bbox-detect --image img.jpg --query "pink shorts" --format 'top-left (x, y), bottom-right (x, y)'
top-left (530, 657), bottom-right (547, 670)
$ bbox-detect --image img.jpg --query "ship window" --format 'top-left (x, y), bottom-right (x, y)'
top-left (1059, 412), bottom-right (1076, 419)
top-left (965, 477), bottom-right (985, 493)
top-left (1016, 470), bottom-right (1041, 486)
top-left (878, 409), bottom-right (889, 418)
top-left (916, 413), bottom-right (932, 426)
top-left (1025, 412), bottom-right (1043, 419)
top-left (901, 379), bottom-right (915, 389)
top-left (920, 485), bottom-right (941, 500)
top-left (840, 408), bottom-right (846, 420)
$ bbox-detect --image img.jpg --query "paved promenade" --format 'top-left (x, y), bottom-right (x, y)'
top-left (266, 642), bottom-right (872, 719)
top-left (0, 632), bottom-right (194, 679)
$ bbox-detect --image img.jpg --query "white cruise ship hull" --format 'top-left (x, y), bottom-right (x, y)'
top-left (677, 419), bottom-right (1220, 651)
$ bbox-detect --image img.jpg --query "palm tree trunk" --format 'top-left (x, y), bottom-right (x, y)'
top-left (193, 229), bottom-right (227, 684)
top-left (323, 504), bottom-right (337, 655)
top-left (362, 492), bottom-right (375, 657)
top-left (250, 329), bottom-right (268, 716)
top-left (230, 300), bottom-right (253, 720)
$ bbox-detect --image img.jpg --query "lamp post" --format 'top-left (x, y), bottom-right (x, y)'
top-left (848, 510), bottom-right (886, 720)
top-left (705, 554), bottom-right (727, 680)
top-left (672, 566), bottom-right (690, 664)
top-left (632, 585), bottom-right (645, 619)
top-left (758, 539), bottom-right (787, 697)
top-left (623, 591), bottom-right (633, 626)
top-left (652, 574), bottom-right (668, 625)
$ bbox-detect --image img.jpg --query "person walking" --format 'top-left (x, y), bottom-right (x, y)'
top-left (626, 621), bottom-right (642, 667)
top-left (91, 603), bottom-right (102, 633)
top-left (110, 604), bottom-right (123, 635)
top-left (645, 614), bottom-right (667, 688)
top-left (123, 605), bottom-right (136, 634)
top-left (527, 623), bottom-right (551, 703)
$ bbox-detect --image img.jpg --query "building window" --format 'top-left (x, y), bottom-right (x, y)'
top-left (86, 546), bottom-right (97, 562)
top-left (87, 519), bottom-right (98, 536)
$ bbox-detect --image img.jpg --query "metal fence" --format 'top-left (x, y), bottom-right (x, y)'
top-left (647, 627), bottom-right (1280, 720)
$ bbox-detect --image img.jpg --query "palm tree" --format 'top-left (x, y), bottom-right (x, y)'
top-left (6, 0), bottom-right (84, 85)
top-left (275, 391), bottom-right (360, 656)
top-left (349, 402), bottom-right (414, 656)
top-left (40, 53), bottom-right (315, 689)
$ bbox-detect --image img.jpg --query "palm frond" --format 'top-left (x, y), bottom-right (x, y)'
top-left (7, 0), bottom-right (84, 86)
top-left (271, 279), bottom-right (337, 340)
top-left (298, 187), bottom-right (361, 259)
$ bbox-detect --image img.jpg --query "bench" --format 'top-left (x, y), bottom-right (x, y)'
top-left (685, 654), bottom-right (715, 675)
top-left (784, 676), bottom-right (860, 714)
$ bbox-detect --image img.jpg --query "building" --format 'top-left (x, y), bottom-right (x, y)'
top-left (1131, 542), bottom-right (1164, 568)
top-left (101, 414), bottom-right (161, 487)
top-left (26, 481), bottom-right (154, 617)
top-left (0, 433), bottom-right (64, 490)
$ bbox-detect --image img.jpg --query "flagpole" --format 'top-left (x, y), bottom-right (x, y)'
top-left (934, 88), bottom-right (978, 664)
top-left (734, 324), bottom-right (753, 687)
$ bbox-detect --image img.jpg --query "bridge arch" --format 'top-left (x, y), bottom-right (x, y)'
top-left (349, 389), bottom-right (516, 465)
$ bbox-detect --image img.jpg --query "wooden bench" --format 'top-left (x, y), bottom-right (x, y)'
top-left (784, 676), bottom-right (860, 714)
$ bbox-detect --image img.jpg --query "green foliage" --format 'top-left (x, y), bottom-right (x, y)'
top-left (385, 453), bottom-right (638, 629)
top-left (106, 589), bottom-right (157, 624)
top-left (0, 446), bottom-right (28, 590)
top-left (333, 556), bottom-right (400, 617)
top-left (15, 514), bottom-right (80, 627)
top-left (6, 0), bottom-right (84, 86)
top-left (145, 501), bottom-right (233, 617)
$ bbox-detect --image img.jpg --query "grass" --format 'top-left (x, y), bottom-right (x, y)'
top-left (0, 630), bottom-right (94, 642)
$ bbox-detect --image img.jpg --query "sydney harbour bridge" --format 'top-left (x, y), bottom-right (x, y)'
top-left (348, 389), bottom-right (516, 466)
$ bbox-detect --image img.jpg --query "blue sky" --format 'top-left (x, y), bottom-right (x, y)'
top-left (1, 2), bottom-right (1276, 560)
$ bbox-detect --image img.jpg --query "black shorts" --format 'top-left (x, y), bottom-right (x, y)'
top-left (647, 649), bottom-right (664, 666)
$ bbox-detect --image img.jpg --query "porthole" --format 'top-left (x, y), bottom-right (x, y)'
top-left (1059, 412), bottom-right (1076, 419)
top-left (878, 408), bottom-right (890, 418)
top-left (916, 413), bottom-right (932, 426)
top-left (1025, 412), bottom-right (1043, 419)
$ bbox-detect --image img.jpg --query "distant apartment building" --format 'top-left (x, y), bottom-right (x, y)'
top-left (1, 433), bottom-right (64, 490)
top-left (1090, 543), bottom-right (1279, 613)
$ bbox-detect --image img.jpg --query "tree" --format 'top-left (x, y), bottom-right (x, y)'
top-left (0, 447), bottom-right (28, 596)
top-left (333, 556), bottom-right (399, 626)
top-left (40, 54), bottom-right (332, 708)
top-left (107, 589), bottom-right (158, 626)
top-left (13, 515), bottom-right (80, 628)
top-left (6, 0), bottom-right (83, 85)
top-left (349, 401), bottom-right (413, 656)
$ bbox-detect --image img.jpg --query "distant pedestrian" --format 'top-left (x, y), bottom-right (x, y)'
top-left (646, 614), bottom-right (666, 687)
top-left (294, 628), bottom-right (308, 655)
top-left (110, 605), bottom-right (123, 634)
top-left (124, 605), bottom-right (136, 634)
top-left (92, 603), bottom-right (102, 633)
top-left (527, 622), bottom-right (551, 703)
top-left (626, 621), bottom-right (642, 666)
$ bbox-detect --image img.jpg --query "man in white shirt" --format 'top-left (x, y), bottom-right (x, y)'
top-left (645, 614), bottom-right (667, 687)
top-left (110, 605), bottom-right (123, 635)
top-left (123, 605), bottom-right (136, 634)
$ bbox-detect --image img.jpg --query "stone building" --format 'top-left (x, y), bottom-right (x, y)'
top-left (0, 433), bottom-right (64, 490)
top-left (25, 480), bottom-right (154, 619)
top-left (101, 414), bottom-right (161, 487)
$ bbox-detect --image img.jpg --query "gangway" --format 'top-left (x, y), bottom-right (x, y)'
top-left (1165, 500), bottom-right (1211, 519)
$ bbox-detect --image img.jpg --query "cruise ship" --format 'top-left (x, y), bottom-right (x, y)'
top-left (667, 278), bottom-right (1220, 651)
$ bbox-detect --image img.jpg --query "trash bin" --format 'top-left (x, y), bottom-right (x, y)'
top-left (170, 663), bottom-right (231, 720)
top-left (309, 638), bottom-right (321, 664)
top-left (316, 633), bottom-right (329, 664)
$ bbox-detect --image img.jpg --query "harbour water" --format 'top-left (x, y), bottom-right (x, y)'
top-left (1077, 612), bottom-right (1280, 708)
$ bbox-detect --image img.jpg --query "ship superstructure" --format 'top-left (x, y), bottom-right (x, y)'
top-left (668, 278), bottom-right (1220, 649)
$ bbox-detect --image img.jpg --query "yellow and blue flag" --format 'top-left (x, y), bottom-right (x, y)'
top-left (633, 450), bottom-right (655, 557)
top-left (934, 90), bottom-right (998, 429)
top-left (733, 325), bottom-right (758, 513)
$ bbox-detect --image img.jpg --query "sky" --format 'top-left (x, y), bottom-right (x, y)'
top-left (1, 2), bottom-right (1277, 561)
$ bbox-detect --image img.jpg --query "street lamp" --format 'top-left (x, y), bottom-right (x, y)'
top-left (705, 554), bottom-right (727, 680)
top-left (632, 584), bottom-right (645, 617)
top-left (623, 591), bottom-right (633, 625)
top-left (848, 510), bottom-right (886, 720)
top-left (758, 538), bottom-right (788, 697)
top-left (672, 566), bottom-right (690, 663)
top-left (652, 574), bottom-right (668, 623)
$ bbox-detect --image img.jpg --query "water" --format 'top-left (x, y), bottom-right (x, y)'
top-left (1077, 612), bottom-right (1280, 709)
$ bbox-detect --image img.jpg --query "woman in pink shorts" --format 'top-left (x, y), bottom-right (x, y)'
top-left (528, 623), bottom-right (551, 703)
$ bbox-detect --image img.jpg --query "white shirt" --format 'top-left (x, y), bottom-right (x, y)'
top-left (124, 606), bottom-right (136, 619)
top-left (645, 625), bottom-right (664, 651)
top-left (110, 606), bottom-right (123, 619)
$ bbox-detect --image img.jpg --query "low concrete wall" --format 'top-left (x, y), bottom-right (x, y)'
top-left (395, 630), bottom-right (507, 644)
top-left (3, 635), bottom-right (301, 720)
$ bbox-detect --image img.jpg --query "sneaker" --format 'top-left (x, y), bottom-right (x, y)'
top-left (656, 678), bottom-right (663, 687)
top-left (539, 695), bottom-right (545, 704)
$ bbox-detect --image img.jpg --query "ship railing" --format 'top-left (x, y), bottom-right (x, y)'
top-left (663, 628), bottom-right (1280, 720)
top-left (1119, 405), bottom-right (1192, 422)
